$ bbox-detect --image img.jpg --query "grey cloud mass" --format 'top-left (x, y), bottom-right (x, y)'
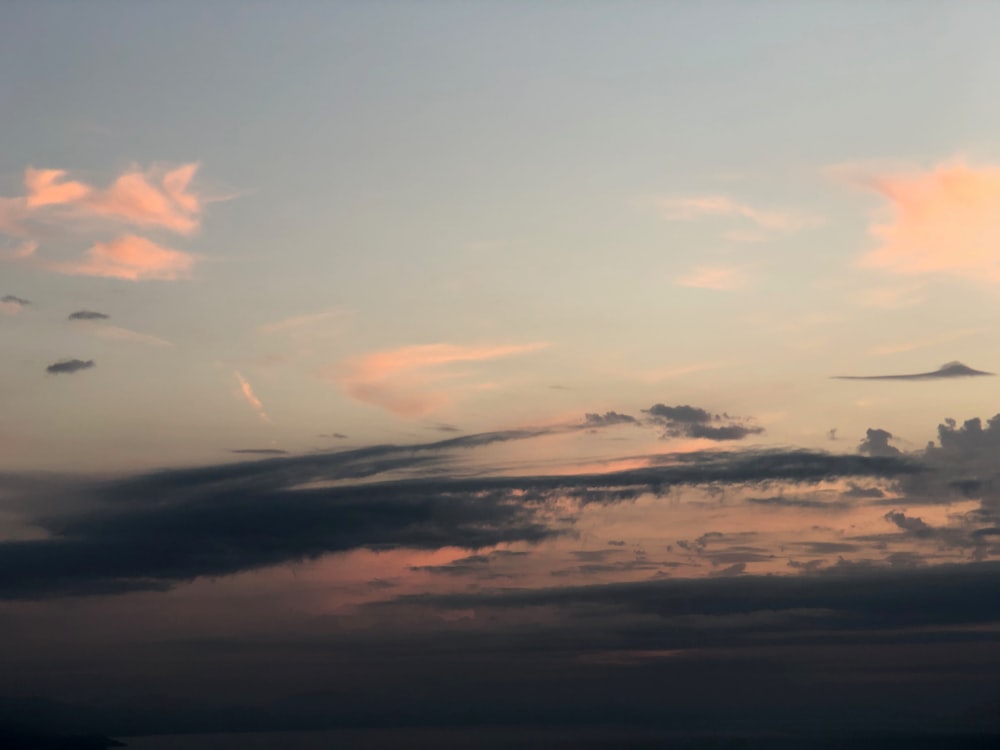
top-left (0, 430), bottom-right (917, 599)
top-left (68, 310), bottom-right (110, 320)
top-left (45, 359), bottom-right (95, 375)
top-left (643, 403), bottom-right (764, 441)
top-left (1, 295), bottom-right (30, 306)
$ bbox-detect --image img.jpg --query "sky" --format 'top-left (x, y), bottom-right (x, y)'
top-left (3, 2), bottom-right (1000, 744)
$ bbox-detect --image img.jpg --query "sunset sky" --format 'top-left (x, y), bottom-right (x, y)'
top-left (3, 3), bottom-right (1000, 743)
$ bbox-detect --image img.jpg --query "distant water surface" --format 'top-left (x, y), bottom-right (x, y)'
top-left (120, 727), bottom-right (1000, 749)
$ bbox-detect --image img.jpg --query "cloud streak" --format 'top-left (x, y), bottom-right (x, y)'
top-left (234, 371), bottom-right (270, 423)
top-left (833, 361), bottom-right (994, 381)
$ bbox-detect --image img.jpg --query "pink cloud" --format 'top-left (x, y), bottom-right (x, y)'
top-left (657, 195), bottom-right (815, 233)
top-left (24, 168), bottom-right (92, 208)
top-left (855, 160), bottom-right (1000, 281)
top-left (85, 163), bottom-right (201, 234)
top-left (234, 372), bottom-right (271, 423)
top-left (48, 235), bottom-right (196, 281)
top-left (334, 342), bottom-right (549, 417)
top-left (1, 162), bottom-right (213, 281)
top-left (675, 265), bottom-right (748, 291)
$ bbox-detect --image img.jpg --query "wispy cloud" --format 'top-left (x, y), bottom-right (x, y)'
top-left (234, 371), bottom-right (270, 423)
top-left (333, 342), bottom-right (549, 417)
top-left (68, 310), bottom-right (109, 321)
top-left (656, 195), bottom-right (816, 233)
top-left (258, 309), bottom-right (347, 336)
top-left (850, 159), bottom-right (1000, 281)
top-left (71, 320), bottom-right (173, 347)
top-left (46, 235), bottom-right (196, 281)
top-left (675, 265), bottom-right (748, 291)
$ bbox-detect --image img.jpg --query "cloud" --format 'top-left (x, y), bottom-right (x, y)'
top-left (0, 434), bottom-right (916, 598)
top-left (73, 322), bottom-right (173, 347)
top-left (68, 310), bottom-right (109, 320)
top-left (23, 167), bottom-right (92, 208)
top-left (258, 309), bottom-right (346, 335)
top-left (333, 342), bottom-right (549, 417)
top-left (234, 372), bottom-right (270, 423)
top-left (45, 359), bottom-right (94, 375)
top-left (231, 449), bottom-right (289, 456)
top-left (46, 235), bottom-right (196, 281)
top-left (656, 195), bottom-right (815, 233)
top-left (858, 428), bottom-right (902, 457)
top-left (833, 361), bottom-right (994, 381)
top-left (674, 265), bottom-right (748, 291)
top-left (853, 159), bottom-right (1000, 281)
top-left (0, 294), bottom-right (29, 315)
top-left (582, 411), bottom-right (638, 428)
top-left (27, 162), bottom-right (202, 235)
top-left (1, 163), bottom-right (211, 283)
top-left (643, 403), bottom-right (764, 441)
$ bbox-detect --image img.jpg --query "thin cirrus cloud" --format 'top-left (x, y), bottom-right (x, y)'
top-left (852, 159), bottom-right (1000, 282)
top-left (333, 342), bottom-right (549, 417)
top-left (234, 371), bottom-right (271, 423)
top-left (70, 320), bottom-right (173, 347)
top-left (47, 235), bottom-right (196, 281)
top-left (656, 195), bottom-right (815, 233)
top-left (1, 162), bottom-right (210, 282)
top-left (675, 265), bottom-right (748, 291)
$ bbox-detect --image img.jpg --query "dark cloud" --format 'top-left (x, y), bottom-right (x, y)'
top-left (834, 361), bottom-right (994, 381)
top-left (858, 428), bottom-right (901, 457)
top-left (642, 403), bottom-right (764, 441)
top-left (644, 404), bottom-right (712, 423)
top-left (427, 423), bottom-right (462, 433)
top-left (319, 433), bottom-right (349, 439)
top-left (410, 549), bottom-right (528, 576)
top-left (0, 434), bottom-right (917, 598)
top-left (748, 495), bottom-right (848, 509)
top-left (68, 310), bottom-right (110, 320)
top-left (395, 561), bottom-right (1000, 637)
top-left (231, 449), bottom-right (289, 455)
top-left (607, 539), bottom-right (627, 546)
top-left (1, 294), bottom-right (30, 306)
top-left (45, 359), bottom-right (95, 375)
top-left (582, 411), bottom-right (638, 428)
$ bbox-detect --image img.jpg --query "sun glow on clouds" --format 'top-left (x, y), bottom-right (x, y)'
top-left (334, 342), bottom-right (549, 417)
top-left (855, 160), bottom-right (1000, 282)
top-left (1, 162), bottom-right (207, 281)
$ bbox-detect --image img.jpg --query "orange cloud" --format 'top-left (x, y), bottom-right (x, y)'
top-left (85, 163), bottom-right (201, 234)
top-left (48, 235), bottom-right (196, 281)
top-left (856, 160), bottom-right (1000, 281)
top-left (334, 342), bottom-right (549, 417)
top-left (234, 371), bottom-right (270, 423)
top-left (675, 265), bottom-right (748, 291)
top-left (24, 168), bottom-right (92, 208)
top-left (1, 162), bottom-right (213, 281)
